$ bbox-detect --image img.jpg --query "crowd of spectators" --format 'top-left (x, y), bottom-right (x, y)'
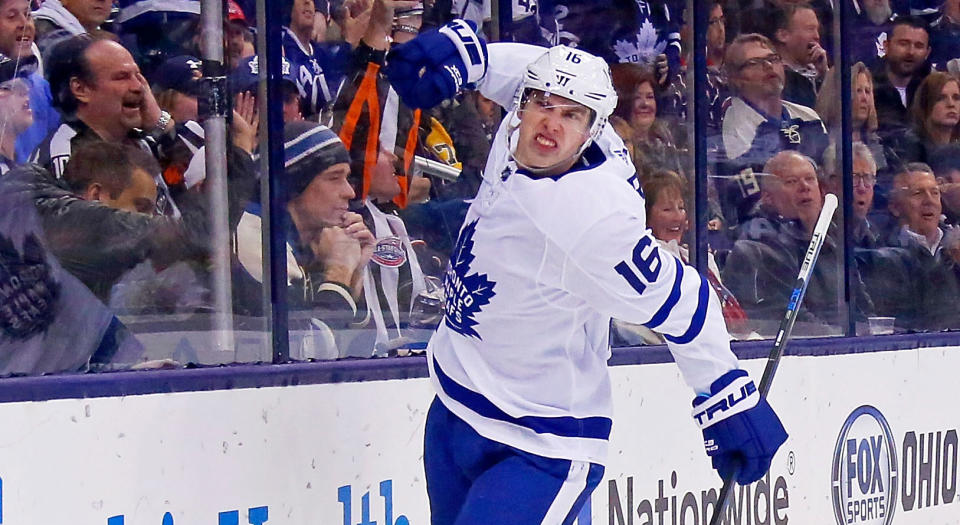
top-left (1, 0), bottom-right (960, 375)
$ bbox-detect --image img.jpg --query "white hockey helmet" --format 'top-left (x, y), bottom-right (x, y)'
top-left (513, 45), bottom-right (618, 150)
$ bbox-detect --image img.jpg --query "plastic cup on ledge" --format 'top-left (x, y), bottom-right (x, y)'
top-left (868, 317), bottom-right (895, 335)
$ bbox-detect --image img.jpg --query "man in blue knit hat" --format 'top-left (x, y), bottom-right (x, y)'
top-left (235, 120), bottom-right (375, 323)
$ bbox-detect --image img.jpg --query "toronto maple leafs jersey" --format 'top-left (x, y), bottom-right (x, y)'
top-left (540, 0), bottom-right (681, 70)
top-left (281, 28), bottom-right (351, 118)
top-left (713, 97), bottom-right (829, 226)
top-left (612, 0), bottom-right (682, 68)
top-left (426, 43), bottom-right (738, 465)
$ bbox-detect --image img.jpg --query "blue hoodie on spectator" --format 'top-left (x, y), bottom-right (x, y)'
top-left (15, 66), bottom-right (61, 164)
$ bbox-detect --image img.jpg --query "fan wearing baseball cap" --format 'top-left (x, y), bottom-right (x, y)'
top-left (229, 53), bottom-right (304, 123)
top-left (225, 0), bottom-right (254, 70)
top-left (152, 55), bottom-right (203, 124)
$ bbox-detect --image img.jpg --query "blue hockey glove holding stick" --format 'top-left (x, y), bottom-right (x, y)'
top-left (692, 369), bottom-right (787, 484)
top-left (385, 19), bottom-right (487, 109)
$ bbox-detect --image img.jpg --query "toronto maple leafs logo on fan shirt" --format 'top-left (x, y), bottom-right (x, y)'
top-left (0, 232), bottom-right (59, 340)
top-left (443, 220), bottom-right (495, 339)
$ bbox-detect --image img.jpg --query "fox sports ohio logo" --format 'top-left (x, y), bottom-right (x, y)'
top-left (832, 405), bottom-right (898, 525)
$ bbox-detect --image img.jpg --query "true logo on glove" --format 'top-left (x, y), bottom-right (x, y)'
top-left (693, 378), bottom-right (758, 428)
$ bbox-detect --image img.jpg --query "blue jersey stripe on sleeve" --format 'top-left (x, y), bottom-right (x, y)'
top-left (643, 256), bottom-right (684, 330)
top-left (433, 358), bottom-right (613, 440)
top-left (662, 274), bottom-right (709, 345)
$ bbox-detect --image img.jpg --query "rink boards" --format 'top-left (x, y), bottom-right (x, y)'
top-left (0, 338), bottom-right (956, 524)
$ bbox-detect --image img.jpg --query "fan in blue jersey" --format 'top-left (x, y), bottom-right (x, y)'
top-left (849, 0), bottom-right (898, 68)
top-left (282, 0), bottom-right (353, 118)
top-left (539, 0), bottom-right (682, 72)
top-left (386, 20), bottom-right (788, 524)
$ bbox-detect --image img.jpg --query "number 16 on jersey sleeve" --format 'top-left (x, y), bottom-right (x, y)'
top-left (614, 235), bottom-right (662, 295)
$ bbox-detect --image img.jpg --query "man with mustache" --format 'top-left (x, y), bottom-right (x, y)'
top-left (30, 35), bottom-right (182, 214)
top-left (871, 15), bottom-right (932, 141)
top-left (850, 0), bottom-right (897, 67)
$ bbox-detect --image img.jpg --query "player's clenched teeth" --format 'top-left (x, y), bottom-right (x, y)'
top-left (535, 134), bottom-right (557, 148)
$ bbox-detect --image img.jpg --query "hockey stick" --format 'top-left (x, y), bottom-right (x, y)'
top-left (708, 193), bottom-right (839, 525)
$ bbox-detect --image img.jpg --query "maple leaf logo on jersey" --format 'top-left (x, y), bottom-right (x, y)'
top-left (613, 20), bottom-right (666, 65)
top-left (442, 220), bottom-right (496, 339)
top-left (876, 32), bottom-right (888, 58)
top-left (0, 232), bottom-right (59, 341)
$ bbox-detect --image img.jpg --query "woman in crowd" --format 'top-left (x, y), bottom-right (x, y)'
top-left (816, 62), bottom-right (903, 211)
top-left (816, 62), bottom-right (881, 144)
top-left (899, 71), bottom-right (960, 164)
top-left (609, 63), bottom-right (684, 179)
top-left (612, 170), bottom-right (748, 345)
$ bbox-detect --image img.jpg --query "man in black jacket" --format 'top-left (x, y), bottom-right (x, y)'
top-left (31, 34), bottom-right (199, 217)
top-left (722, 150), bottom-right (874, 336)
top-left (871, 16), bottom-right (932, 141)
top-left (772, 4), bottom-right (828, 108)
top-left (26, 140), bottom-right (257, 303)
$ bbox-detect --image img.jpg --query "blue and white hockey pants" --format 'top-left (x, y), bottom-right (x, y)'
top-left (424, 397), bottom-right (604, 524)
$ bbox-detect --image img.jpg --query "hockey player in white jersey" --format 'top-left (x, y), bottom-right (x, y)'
top-left (385, 20), bottom-right (788, 525)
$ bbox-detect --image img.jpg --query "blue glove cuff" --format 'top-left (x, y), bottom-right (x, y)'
top-left (437, 19), bottom-right (487, 87)
top-left (385, 19), bottom-right (488, 109)
top-left (691, 369), bottom-right (788, 484)
top-left (691, 369), bottom-right (759, 429)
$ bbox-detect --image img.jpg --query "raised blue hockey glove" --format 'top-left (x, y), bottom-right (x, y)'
top-left (692, 369), bottom-right (787, 484)
top-left (385, 19), bottom-right (488, 109)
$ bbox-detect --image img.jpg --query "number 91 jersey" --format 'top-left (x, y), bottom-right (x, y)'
top-left (426, 119), bottom-right (737, 466)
